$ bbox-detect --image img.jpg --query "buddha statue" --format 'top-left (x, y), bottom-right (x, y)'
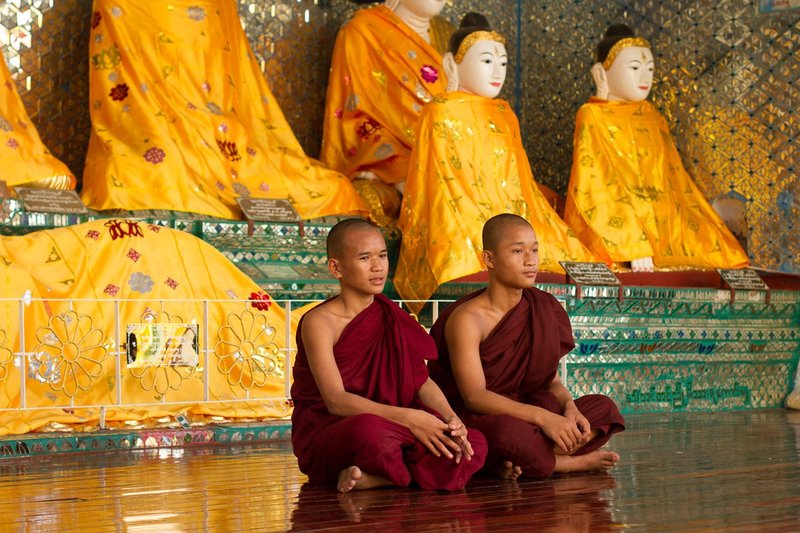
top-left (320, 0), bottom-right (454, 224)
top-left (394, 14), bottom-right (596, 312)
top-left (564, 24), bottom-right (749, 271)
top-left (0, 54), bottom-right (75, 191)
top-left (81, 0), bottom-right (366, 220)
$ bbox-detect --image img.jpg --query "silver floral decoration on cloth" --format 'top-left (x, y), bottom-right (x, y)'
top-left (187, 6), bottom-right (206, 22)
top-left (31, 311), bottom-right (108, 398)
top-left (214, 308), bottom-right (282, 390)
top-left (128, 272), bottom-right (154, 294)
top-left (128, 307), bottom-right (197, 397)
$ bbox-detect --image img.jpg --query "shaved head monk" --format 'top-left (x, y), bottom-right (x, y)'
top-left (291, 218), bottom-right (487, 492)
top-left (428, 214), bottom-right (625, 479)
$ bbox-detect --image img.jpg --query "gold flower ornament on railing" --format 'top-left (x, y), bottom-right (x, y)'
top-left (32, 310), bottom-right (108, 398)
top-left (214, 303), bottom-right (282, 391)
top-left (0, 329), bottom-right (13, 382)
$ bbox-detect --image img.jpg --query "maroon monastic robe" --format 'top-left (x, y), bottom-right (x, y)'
top-left (291, 294), bottom-right (487, 490)
top-left (429, 287), bottom-right (625, 477)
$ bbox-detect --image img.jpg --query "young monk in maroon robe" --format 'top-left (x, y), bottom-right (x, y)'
top-left (428, 214), bottom-right (625, 479)
top-left (291, 218), bottom-right (488, 492)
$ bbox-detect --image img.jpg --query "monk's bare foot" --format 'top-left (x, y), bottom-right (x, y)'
top-left (337, 466), bottom-right (391, 493)
top-left (495, 460), bottom-right (523, 481)
top-left (554, 450), bottom-right (620, 473)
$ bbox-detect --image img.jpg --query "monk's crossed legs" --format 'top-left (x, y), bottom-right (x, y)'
top-left (315, 413), bottom-right (487, 491)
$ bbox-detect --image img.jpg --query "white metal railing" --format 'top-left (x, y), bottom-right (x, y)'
top-left (0, 297), bottom-right (455, 417)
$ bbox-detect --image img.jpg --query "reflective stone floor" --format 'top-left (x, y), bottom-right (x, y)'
top-left (1, 410), bottom-right (799, 532)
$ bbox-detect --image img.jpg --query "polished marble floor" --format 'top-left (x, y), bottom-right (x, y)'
top-left (1, 410), bottom-right (799, 532)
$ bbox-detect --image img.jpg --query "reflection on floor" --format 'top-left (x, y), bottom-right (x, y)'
top-left (1, 410), bottom-right (799, 532)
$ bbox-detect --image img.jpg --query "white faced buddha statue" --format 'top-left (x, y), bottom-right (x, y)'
top-left (563, 24), bottom-right (749, 273)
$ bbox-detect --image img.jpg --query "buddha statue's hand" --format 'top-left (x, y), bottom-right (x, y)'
top-left (631, 256), bottom-right (654, 272)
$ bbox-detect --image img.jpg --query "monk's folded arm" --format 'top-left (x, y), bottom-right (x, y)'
top-left (445, 311), bottom-right (555, 427)
top-left (414, 378), bottom-right (459, 421)
top-left (547, 376), bottom-right (577, 411)
top-left (301, 313), bottom-right (414, 424)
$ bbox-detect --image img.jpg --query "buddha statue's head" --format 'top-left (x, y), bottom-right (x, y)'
top-left (591, 24), bottom-right (653, 101)
top-left (442, 13), bottom-right (507, 98)
top-left (385, 0), bottom-right (446, 20)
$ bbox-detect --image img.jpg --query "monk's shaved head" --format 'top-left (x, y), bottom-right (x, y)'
top-left (327, 218), bottom-right (382, 259)
top-left (483, 214), bottom-right (535, 251)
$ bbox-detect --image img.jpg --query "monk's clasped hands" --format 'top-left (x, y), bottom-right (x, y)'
top-left (446, 416), bottom-right (475, 463)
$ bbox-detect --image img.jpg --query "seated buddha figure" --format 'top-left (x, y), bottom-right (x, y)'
top-left (81, 0), bottom-right (365, 220)
top-left (394, 14), bottom-right (596, 312)
top-left (564, 24), bottom-right (749, 271)
top-left (320, 0), bottom-right (453, 223)
top-left (0, 54), bottom-right (75, 191)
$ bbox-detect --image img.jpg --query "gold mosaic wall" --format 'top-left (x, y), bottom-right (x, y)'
top-left (1, 0), bottom-right (797, 272)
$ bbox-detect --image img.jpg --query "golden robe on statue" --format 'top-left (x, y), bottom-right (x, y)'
top-left (395, 93), bottom-right (596, 310)
top-left (81, 0), bottom-right (365, 220)
top-left (564, 98), bottom-right (749, 268)
top-left (0, 219), bottom-right (292, 436)
top-left (0, 55), bottom-right (75, 190)
top-left (321, 5), bottom-right (450, 185)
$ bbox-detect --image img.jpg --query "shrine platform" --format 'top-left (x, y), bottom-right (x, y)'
top-left (1, 201), bottom-right (799, 456)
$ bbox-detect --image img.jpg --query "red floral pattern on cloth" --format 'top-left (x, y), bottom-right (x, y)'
top-left (165, 278), bottom-right (179, 290)
top-left (6, 139), bottom-right (18, 149)
top-left (127, 248), bottom-right (141, 262)
top-left (91, 11), bottom-right (102, 29)
top-left (109, 83), bottom-right (129, 102)
top-left (147, 224), bottom-right (161, 233)
top-left (105, 219), bottom-right (144, 239)
top-left (216, 139), bottom-right (241, 162)
top-left (420, 65), bottom-right (439, 84)
top-left (249, 291), bottom-right (272, 311)
top-left (104, 284), bottom-right (120, 297)
top-left (143, 147), bottom-right (165, 164)
top-left (85, 230), bottom-right (100, 240)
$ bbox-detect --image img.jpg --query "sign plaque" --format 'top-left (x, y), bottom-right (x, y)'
top-left (560, 261), bottom-right (622, 300)
top-left (126, 323), bottom-right (199, 368)
top-left (717, 268), bottom-right (770, 304)
top-left (236, 197), bottom-right (300, 222)
top-left (717, 268), bottom-right (769, 291)
top-left (15, 187), bottom-right (89, 215)
top-left (560, 261), bottom-right (621, 286)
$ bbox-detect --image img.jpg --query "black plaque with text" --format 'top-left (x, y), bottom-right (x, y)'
top-left (15, 187), bottom-right (89, 215)
top-left (717, 268), bottom-right (769, 291)
top-left (560, 261), bottom-right (621, 286)
top-left (236, 197), bottom-right (300, 222)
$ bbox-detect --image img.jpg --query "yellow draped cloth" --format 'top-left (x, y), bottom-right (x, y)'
top-left (0, 219), bottom-right (294, 436)
top-left (82, 0), bottom-right (365, 220)
top-left (395, 92), bottom-right (597, 311)
top-left (321, 5), bottom-right (450, 185)
top-left (0, 55), bottom-right (75, 190)
top-left (564, 98), bottom-right (749, 268)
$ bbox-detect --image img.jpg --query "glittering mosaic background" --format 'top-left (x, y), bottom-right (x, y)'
top-left (0, 0), bottom-right (797, 272)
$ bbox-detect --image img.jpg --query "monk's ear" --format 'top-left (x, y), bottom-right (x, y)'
top-left (482, 249), bottom-right (495, 269)
top-left (328, 258), bottom-right (343, 279)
